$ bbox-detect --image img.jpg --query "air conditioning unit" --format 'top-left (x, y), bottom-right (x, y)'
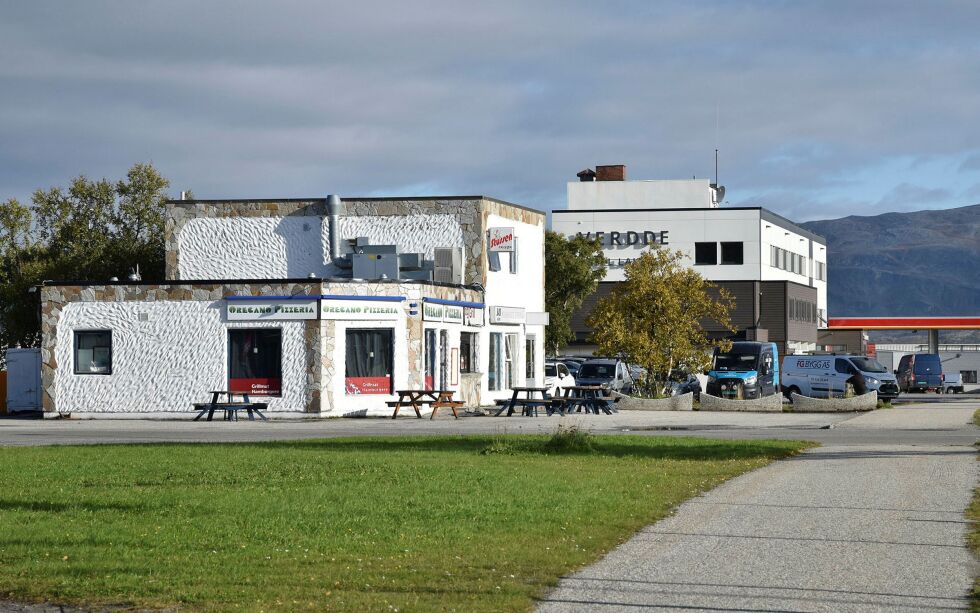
top-left (433, 247), bottom-right (464, 284)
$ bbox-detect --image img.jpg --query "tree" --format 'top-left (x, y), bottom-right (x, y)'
top-left (0, 164), bottom-right (172, 361)
top-left (586, 248), bottom-right (736, 396)
top-left (544, 230), bottom-right (606, 356)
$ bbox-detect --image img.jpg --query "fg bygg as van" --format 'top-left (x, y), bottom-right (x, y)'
top-left (780, 355), bottom-right (899, 402)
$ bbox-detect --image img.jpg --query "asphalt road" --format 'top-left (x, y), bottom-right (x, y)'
top-left (536, 403), bottom-right (979, 612)
top-left (1, 398), bottom-right (977, 447)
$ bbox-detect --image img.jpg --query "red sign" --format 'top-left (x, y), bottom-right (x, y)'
top-left (345, 376), bottom-right (391, 395)
top-left (229, 377), bottom-right (282, 396)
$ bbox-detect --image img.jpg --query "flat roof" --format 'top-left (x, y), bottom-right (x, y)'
top-left (40, 277), bottom-right (482, 292)
top-left (167, 195), bottom-right (547, 216)
top-left (552, 206), bottom-right (826, 245)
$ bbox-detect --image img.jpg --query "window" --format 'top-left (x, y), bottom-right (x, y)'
top-left (815, 261), bottom-right (826, 281)
top-left (74, 330), bottom-right (112, 375)
top-left (345, 329), bottom-right (393, 395)
top-left (505, 333), bottom-right (518, 388)
top-left (525, 335), bottom-right (536, 379)
top-left (720, 242), bottom-right (743, 265)
top-left (424, 329), bottom-right (437, 389)
top-left (835, 358), bottom-right (852, 374)
top-left (229, 329), bottom-right (282, 396)
top-left (489, 333), bottom-right (502, 391)
top-left (962, 371), bottom-right (978, 384)
top-left (460, 332), bottom-right (478, 373)
top-left (694, 242), bottom-right (717, 265)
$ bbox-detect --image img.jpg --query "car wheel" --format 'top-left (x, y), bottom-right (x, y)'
top-left (786, 386), bottom-right (801, 402)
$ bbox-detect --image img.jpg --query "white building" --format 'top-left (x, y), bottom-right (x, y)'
top-left (552, 165), bottom-right (827, 355)
top-left (40, 195), bottom-right (547, 416)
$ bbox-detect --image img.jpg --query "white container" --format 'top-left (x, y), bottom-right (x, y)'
top-left (7, 348), bottom-right (41, 412)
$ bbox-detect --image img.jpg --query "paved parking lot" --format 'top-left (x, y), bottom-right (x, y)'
top-left (1, 397), bottom-right (977, 447)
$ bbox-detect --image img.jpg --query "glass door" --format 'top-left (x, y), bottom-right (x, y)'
top-left (424, 329), bottom-right (437, 390)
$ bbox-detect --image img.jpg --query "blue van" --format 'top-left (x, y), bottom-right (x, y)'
top-left (896, 353), bottom-right (943, 393)
top-left (706, 342), bottom-right (779, 399)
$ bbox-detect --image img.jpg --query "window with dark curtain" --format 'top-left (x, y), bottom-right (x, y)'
top-left (720, 242), bottom-right (744, 265)
top-left (345, 329), bottom-right (394, 395)
top-left (694, 242), bottom-right (717, 265)
top-left (228, 329), bottom-right (282, 395)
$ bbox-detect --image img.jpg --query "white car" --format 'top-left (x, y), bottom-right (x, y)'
top-left (544, 361), bottom-right (576, 397)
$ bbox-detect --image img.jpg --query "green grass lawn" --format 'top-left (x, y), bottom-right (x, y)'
top-left (0, 434), bottom-right (809, 612)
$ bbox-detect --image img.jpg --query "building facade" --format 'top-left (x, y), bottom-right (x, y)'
top-left (40, 196), bottom-right (547, 416)
top-left (551, 165), bottom-right (827, 356)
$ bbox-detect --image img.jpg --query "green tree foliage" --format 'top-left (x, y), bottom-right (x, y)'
top-left (0, 164), bottom-right (171, 358)
top-left (544, 230), bottom-right (606, 355)
top-left (587, 248), bottom-right (736, 395)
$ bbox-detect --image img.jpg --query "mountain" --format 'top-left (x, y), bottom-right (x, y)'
top-left (800, 204), bottom-right (980, 319)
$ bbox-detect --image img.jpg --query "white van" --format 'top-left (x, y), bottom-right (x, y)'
top-left (780, 354), bottom-right (899, 402)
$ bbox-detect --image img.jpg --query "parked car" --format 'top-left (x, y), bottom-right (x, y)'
top-left (575, 359), bottom-right (634, 395)
top-left (669, 369), bottom-right (701, 400)
top-left (940, 372), bottom-right (964, 394)
top-left (896, 353), bottom-right (943, 393)
top-left (544, 360), bottom-right (576, 396)
top-left (780, 354), bottom-right (899, 402)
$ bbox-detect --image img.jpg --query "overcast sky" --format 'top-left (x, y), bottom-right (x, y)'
top-left (2, 0), bottom-right (980, 222)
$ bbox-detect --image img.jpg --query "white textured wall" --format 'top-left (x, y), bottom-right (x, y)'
top-left (178, 214), bottom-right (465, 280)
top-left (55, 301), bottom-right (307, 412)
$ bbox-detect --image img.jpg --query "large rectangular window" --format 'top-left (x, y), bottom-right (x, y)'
top-left (720, 242), bottom-right (744, 265)
top-left (694, 242), bottom-right (717, 265)
top-left (229, 329), bottom-right (282, 396)
top-left (962, 371), bottom-right (978, 384)
top-left (74, 330), bottom-right (112, 375)
top-left (345, 329), bottom-right (394, 395)
top-left (525, 335), bottom-right (536, 379)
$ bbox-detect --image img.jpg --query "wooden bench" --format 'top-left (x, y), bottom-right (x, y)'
top-left (193, 402), bottom-right (269, 421)
top-left (390, 390), bottom-right (464, 419)
top-left (495, 398), bottom-right (558, 417)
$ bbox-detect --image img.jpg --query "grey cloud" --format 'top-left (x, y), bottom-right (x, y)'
top-left (2, 0), bottom-right (980, 220)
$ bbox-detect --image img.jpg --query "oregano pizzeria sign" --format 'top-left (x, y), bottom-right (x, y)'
top-left (226, 299), bottom-right (318, 321)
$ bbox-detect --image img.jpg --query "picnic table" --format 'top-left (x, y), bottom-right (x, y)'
top-left (193, 391), bottom-right (269, 421)
top-left (389, 390), bottom-right (464, 420)
top-left (495, 385), bottom-right (553, 417)
top-left (559, 385), bottom-right (615, 415)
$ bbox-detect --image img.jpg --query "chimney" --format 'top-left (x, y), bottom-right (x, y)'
top-left (596, 164), bottom-right (626, 181)
top-left (576, 168), bottom-right (596, 182)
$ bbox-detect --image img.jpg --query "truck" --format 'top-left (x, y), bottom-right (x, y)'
top-left (706, 341), bottom-right (779, 400)
top-left (780, 354), bottom-right (899, 402)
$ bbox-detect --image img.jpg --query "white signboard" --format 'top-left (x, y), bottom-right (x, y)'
top-left (489, 305), bottom-right (525, 325)
top-left (488, 227), bottom-right (515, 252)
top-left (463, 306), bottom-right (484, 327)
top-left (423, 302), bottom-right (464, 324)
top-left (226, 300), bottom-right (318, 321)
top-left (321, 299), bottom-right (402, 320)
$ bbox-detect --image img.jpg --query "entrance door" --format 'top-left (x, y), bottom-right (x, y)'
top-left (424, 329), bottom-right (437, 390)
top-left (439, 330), bottom-right (449, 390)
top-left (228, 329), bottom-right (283, 396)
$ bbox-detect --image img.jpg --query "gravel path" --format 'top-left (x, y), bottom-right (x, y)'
top-left (538, 443), bottom-right (978, 612)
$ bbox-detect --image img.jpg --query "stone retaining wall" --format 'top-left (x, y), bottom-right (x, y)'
top-left (789, 392), bottom-right (877, 412)
top-left (614, 393), bottom-right (694, 411)
top-left (698, 392), bottom-right (784, 412)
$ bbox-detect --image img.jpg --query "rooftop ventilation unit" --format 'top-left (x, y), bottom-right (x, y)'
top-left (433, 247), bottom-right (464, 284)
